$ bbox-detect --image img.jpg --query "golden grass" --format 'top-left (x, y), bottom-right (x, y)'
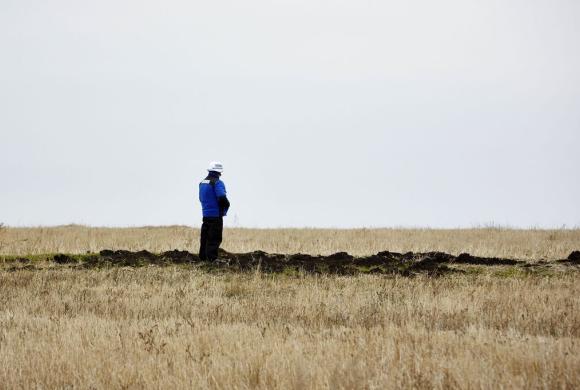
top-left (1, 226), bottom-right (578, 388)
top-left (2, 225), bottom-right (580, 260)
top-left (0, 267), bottom-right (578, 389)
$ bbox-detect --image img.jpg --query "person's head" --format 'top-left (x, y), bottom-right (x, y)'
top-left (207, 161), bottom-right (224, 175)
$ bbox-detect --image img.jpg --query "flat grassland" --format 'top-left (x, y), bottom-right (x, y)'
top-left (2, 225), bottom-right (580, 259)
top-left (0, 226), bottom-right (579, 389)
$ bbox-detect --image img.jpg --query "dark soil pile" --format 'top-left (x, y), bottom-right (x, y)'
top-left (40, 249), bottom-right (579, 276)
top-left (559, 250), bottom-right (580, 265)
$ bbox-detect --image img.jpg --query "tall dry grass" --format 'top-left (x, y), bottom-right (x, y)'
top-left (1, 226), bottom-right (578, 387)
top-left (2, 225), bottom-right (580, 259)
top-left (0, 267), bottom-right (578, 389)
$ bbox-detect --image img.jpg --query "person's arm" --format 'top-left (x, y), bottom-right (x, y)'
top-left (215, 181), bottom-right (230, 216)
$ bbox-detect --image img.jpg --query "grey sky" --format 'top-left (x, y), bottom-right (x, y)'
top-left (1, 0), bottom-right (579, 228)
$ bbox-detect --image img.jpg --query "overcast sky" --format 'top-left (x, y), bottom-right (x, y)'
top-left (1, 0), bottom-right (579, 228)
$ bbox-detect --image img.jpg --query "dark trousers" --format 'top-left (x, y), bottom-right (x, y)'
top-left (199, 217), bottom-right (223, 260)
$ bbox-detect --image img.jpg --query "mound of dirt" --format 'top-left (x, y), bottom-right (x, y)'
top-left (454, 253), bottom-right (522, 266)
top-left (53, 254), bottom-right (77, 264)
top-left (33, 249), bottom-right (578, 276)
top-left (562, 250), bottom-right (580, 265)
top-left (39, 248), bottom-right (580, 276)
top-left (95, 249), bottom-right (196, 267)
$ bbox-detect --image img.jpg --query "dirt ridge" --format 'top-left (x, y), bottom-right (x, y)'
top-left (35, 249), bottom-right (578, 276)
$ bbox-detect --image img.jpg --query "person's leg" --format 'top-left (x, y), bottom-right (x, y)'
top-left (205, 217), bottom-right (223, 260)
top-left (199, 219), bottom-right (209, 260)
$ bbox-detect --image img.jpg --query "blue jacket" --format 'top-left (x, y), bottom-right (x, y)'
top-left (199, 172), bottom-right (230, 217)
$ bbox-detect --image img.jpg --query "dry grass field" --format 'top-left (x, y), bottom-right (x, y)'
top-left (0, 226), bottom-right (579, 389)
top-left (2, 225), bottom-right (580, 259)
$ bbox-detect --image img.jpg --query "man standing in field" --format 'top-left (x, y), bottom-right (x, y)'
top-left (198, 161), bottom-right (230, 261)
